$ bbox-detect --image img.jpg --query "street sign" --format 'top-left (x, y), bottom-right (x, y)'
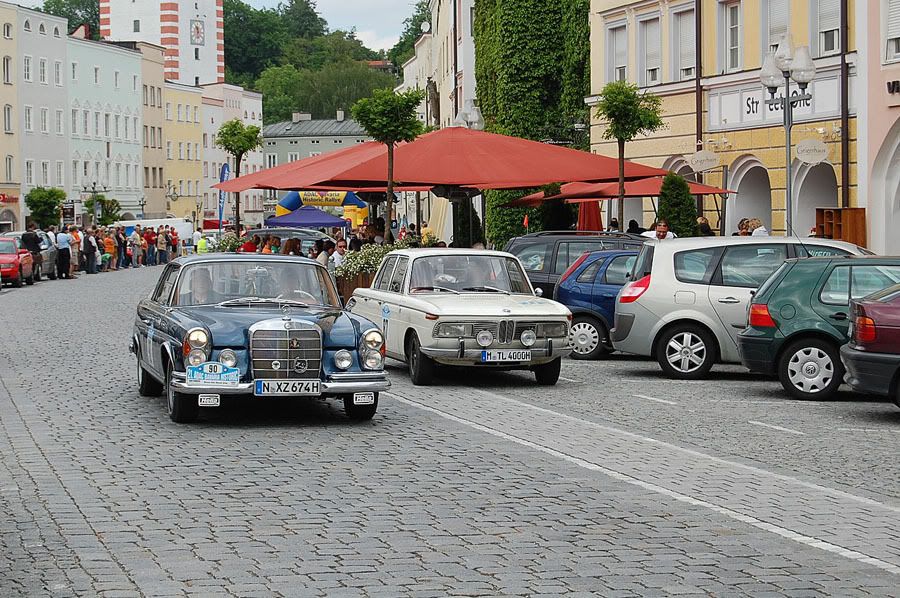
top-left (688, 150), bottom-right (719, 173)
top-left (796, 139), bottom-right (829, 165)
top-left (62, 201), bottom-right (75, 223)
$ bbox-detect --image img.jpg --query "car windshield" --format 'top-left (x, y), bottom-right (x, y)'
top-left (409, 255), bottom-right (533, 294)
top-left (0, 240), bottom-right (15, 254)
top-left (175, 260), bottom-right (340, 307)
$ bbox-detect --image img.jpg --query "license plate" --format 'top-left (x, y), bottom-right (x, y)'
top-left (353, 392), bottom-right (375, 405)
top-left (481, 350), bottom-right (532, 362)
top-left (254, 379), bottom-right (321, 396)
top-left (187, 362), bottom-right (240, 387)
top-left (198, 394), bottom-right (220, 407)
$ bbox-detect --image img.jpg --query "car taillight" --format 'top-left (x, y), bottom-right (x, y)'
top-left (619, 275), bottom-right (650, 303)
top-left (559, 253), bottom-right (589, 286)
top-left (748, 304), bottom-right (777, 328)
top-left (854, 316), bottom-right (876, 342)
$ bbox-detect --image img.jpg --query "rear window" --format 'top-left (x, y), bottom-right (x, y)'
top-left (554, 241), bottom-right (602, 274)
top-left (576, 261), bottom-right (602, 283)
top-left (754, 262), bottom-right (791, 301)
top-left (718, 244), bottom-right (787, 288)
top-left (605, 255), bottom-right (637, 286)
top-left (795, 244), bottom-right (851, 257)
top-left (630, 245), bottom-right (654, 279)
top-left (674, 248), bottom-right (718, 284)
top-left (509, 241), bottom-right (550, 273)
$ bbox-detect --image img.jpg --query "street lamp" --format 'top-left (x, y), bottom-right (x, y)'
top-left (81, 178), bottom-right (109, 227)
top-left (165, 184), bottom-right (179, 213)
top-left (137, 195), bottom-right (146, 219)
top-left (760, 34), bottom-right (816, 235)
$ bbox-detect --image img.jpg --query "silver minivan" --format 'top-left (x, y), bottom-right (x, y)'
top-left (611, 237), bottom-right (870, 379)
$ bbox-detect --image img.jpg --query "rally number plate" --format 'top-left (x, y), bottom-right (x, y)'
top-left (186, 362), bottom-right (240, 387)
top-left (481, 350), bottom-right (532, 362)
top-left (254, 379), bottom-right (321, 396)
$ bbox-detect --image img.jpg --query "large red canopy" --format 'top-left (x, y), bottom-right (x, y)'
top-left (216, 127), bottom-right (667, 193)
top-left (508, 177), bottom-right (734, 207)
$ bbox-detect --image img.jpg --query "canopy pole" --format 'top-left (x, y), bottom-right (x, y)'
top-left (481, 194), bottom-right (486, 245)
top-left (650, 197), bottom-right (658, 218)
top-left (415, 191), bottom-right (422, 239)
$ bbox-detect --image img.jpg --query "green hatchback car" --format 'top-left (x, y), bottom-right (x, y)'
top-left (738, 256), bottom-right (900, 400)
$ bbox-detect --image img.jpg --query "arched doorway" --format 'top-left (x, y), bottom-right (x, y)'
top-left (794, 161), bottom-right (837, 238)
top-left (0, 208), bottom-right (17, 232)
top-left (120, 212), bottom-right (135, 220)
top-left (870, 118), bottom-right (900, 254)
top-left (726, 155), bottom-right (772, 234)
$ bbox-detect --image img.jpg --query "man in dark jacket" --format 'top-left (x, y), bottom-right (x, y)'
top-left (21, 224), bottom-right (43, 274)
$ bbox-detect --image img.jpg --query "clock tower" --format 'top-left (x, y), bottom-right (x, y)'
top-left (100, 0), bottom-right (224, 85)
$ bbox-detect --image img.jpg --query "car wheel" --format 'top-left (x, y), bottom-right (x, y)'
top-left (568, 316), bottom-right (610, 360)
top-left (165, 362), bottom-right (198, 423)
top-left (534, 358), bottom-right (562, 385)
top-left (137, 349), bottom-right (163, 397)
top-left (406, 332), bottom-right (434, 386)
top-left (656, 325), bottom-right (717, 380)
top-left (343, 393), bottom-right (378, 421)
top-left (33, 263), bottom-right (41, 282)
top-left (778, 338), bottom-right (844, 400)
top-left (12, 269), bottom-right (22, 288)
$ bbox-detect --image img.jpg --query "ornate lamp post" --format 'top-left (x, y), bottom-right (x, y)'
top-left (165, 183), bottom-right (179, 214)
top-left (81, 178), bottom-right (109, 227)
top-left (137, 195), bottom-right (146, 219)
top-left (760, 34), bottom-right (816, 235)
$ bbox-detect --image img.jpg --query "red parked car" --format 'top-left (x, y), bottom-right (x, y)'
top-left (840, 283), bottom-right (900, 409)
top-left (0, 236), bottom-right (35, 287)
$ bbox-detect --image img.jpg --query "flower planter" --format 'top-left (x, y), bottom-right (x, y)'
top-left (337, 272), bottom-right (375, 303)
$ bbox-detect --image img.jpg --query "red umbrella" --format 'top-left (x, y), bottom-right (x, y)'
top-left (216, 127), bottom-right (667, 192)
top-left (576, 201), bottom-right (603, 232)
top-left (507, 177), bottom-right (734, 207)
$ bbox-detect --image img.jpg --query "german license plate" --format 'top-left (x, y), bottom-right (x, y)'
top-left (353, 392), bottom-right (375, 405)
top-left (254, 379), bottom-right (321, 396)
top-left (198, 394), bottom-right (220, 407)
top-left (481, 350), bottom-right (531, 362)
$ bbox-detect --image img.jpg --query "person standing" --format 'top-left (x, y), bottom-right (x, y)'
top-left (641, 219), bottom-right (677, 239)
top-left (157, 226), bottom-right (168, 264)
top-left (170, 227), bottom-right (180, 258)
top-left (192, 227), bottom-right (202, 255)
top-left (130, 225), bottom-right (144, 267)
top-left (83, 227), bottom-right (98, 274)
top-left (103, 231), bottom-right (117, 270)
top-left (22, 224), bottom-right (43, 277)
top-left (332, 239), bottom-right (347, 268)
top-left (68, 226), bottom-right (80, 278)
top-left (144, 226), bottom-right (156, 266)
top-left (55, 227), bottom-right (70, 279)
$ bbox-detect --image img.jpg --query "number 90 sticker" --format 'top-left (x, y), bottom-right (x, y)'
top-left (186, 361), bottom-right (241, 387)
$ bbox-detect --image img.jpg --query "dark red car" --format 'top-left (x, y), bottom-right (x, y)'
top-left (0, 236), bottom-right (35, 287)
top-left (840, 283), bottom-right (900, 409)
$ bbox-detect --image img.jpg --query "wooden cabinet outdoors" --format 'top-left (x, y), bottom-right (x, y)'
top-left (814, 208), bottom-right (867, 247)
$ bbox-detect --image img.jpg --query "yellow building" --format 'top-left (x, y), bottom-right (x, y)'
top-left (589, 0), bottom-right (857, 237)
top-left (163, 81), bottom-right (203, 222)
top-left (0, 2), bottom-right (20, 230)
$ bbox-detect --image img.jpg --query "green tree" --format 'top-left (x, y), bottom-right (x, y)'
top-left (215, 119), bottom-right (262, 233)
top-left (254, 65), bottom-right (305, 124)
top-left (387, 0), bottom-right (430, 70)
top-left (352, 88), bottom-right (425, 244)
top-left (657, 172), bottom-right (699, 238)
top-left (224, 0), bottom-right (288, 84)
top-left (594, 81), bottom-right (664, 230)
top-left (279, 0), bottom-right (326, 39)
top-left (41, 0), bottom-right (98, 38)
top-left (83, 194), bottom-right (122, 226)
top-left (281, 30), bottom-right (379, 72)
top-left (25, 187), bottom-right (65, 229)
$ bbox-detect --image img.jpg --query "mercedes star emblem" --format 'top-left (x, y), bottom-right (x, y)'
top-left (281, 305), bottom-right (293, 320)
top-left (289, 338), bottom-right (302, 350)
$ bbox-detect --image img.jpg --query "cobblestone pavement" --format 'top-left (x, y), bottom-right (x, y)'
top-left (0, 267), bottom-right (899, 597)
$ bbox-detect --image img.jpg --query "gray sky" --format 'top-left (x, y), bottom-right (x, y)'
top-left (20, 0), bottom-right (413, 51)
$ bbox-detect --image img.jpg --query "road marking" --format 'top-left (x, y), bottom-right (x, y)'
top-left (558, 376), bottom-right (578, 383)
top-left (632, 393), bottom-right (679, 405)
top-left (748, 420), bottom-right (806, 435)
top-left (838, 427), bottom-right (900, 433)
top-left (386, 390), bottom-right (900, 576)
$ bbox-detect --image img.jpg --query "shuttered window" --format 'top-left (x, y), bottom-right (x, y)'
top-left (724, 2), bottom-right (741, 71)
top-left (888, 0), bottom-right (900, 61)
top-left (768, 0), bottom-right (789, 52)
top-left (642, 18), bottom-right (661, 85)
top-left (609, 25), bottom-right (627, 82)
top-left (819, 0), bottom-right (840, 55)
top-left (676, 10), bottom-right (696, 79)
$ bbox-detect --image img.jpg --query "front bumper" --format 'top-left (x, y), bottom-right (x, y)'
top-left (420, 338), bottom-right (569, 363)
top-left (169, 370), bottom-right (391, 395)
top-left (840, 345), bottom-right (900, 397)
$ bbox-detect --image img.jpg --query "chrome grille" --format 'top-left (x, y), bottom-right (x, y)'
top-left (250, 325), bottom-right (321, 380)
top-left (431, 321), bottom-right (499, 337)
top-left (497, 320), bottom-right (516, 344)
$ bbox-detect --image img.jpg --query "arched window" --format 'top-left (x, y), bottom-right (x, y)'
top-left (2, 56), bottom-right (11, 84)
top-left (3, 23), bottom-right (12, 39)
top-left (38, 23), bottom-right (45, 35)
top-left (53, 26), bottom-right (60, 38)
top-left (23, 20), bottom-right (31, 32)
top-left (3, 104), bottom-right (12, 133)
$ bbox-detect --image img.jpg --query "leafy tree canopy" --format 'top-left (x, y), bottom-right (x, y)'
top-left (594, 81), bottom-right (664, 145)
top-left (387, 1), bottom-right (430, 70)
top-left (25, 187), bottom-right (66, 229)
top-left (352, 88), bottom-right (425, 146)
top-left (279, 0), bottom-right (327, 39)
top-left (223, 0), bottom-right (289, 84)
top-left (83, 194), bottom-right (122, 226)
top-left (281, 30), bottom-right (379, 72)
top-left (41, 0), bottom-right (98, 38)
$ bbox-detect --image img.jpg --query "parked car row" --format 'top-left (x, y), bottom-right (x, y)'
top-left (0, 235), bottom-right (36, 288)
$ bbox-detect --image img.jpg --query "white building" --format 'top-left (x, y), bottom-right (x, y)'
top-left (101, 0), bottom-right (224, 86)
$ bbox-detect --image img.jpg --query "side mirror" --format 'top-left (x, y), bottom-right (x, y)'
top-left (534, 287), bottom-right (543, 297)
top-left (18, 248), bottom-right (29, 256)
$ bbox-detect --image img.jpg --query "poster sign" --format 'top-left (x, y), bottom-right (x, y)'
top-left (298, 191), bottom-right (350, 207)
top-left (688, 150), bottom-right (719, 173)
top-left (795, 139), bottom-right (829, 165)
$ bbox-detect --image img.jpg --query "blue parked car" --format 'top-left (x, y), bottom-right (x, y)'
top-left (553, 249), bottom-right (639, 359)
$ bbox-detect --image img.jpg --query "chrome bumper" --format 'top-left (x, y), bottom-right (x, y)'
top-left (420, 338), bottom-right (570, 361)
top-left (169, 370), bottom-right (391, 395)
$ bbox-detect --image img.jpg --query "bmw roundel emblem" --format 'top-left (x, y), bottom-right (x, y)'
top-left (271, 360), bottom-right (281, 370)
top-left (293, 358), bottom-right (308, 374)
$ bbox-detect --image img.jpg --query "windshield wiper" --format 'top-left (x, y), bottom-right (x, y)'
top-left (218, 296), bottom-right (263, 306)
top-left (410, 285), bottom-right (460, 294)
top-left (462, 285), bottom-right (510, 295)
top-left (218, 296), bottom-right (310, 308)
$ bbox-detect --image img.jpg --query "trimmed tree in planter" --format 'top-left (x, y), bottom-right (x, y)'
top-left (657, 172), bottom-right (699, 238)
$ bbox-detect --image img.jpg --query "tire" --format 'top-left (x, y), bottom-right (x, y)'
top-left (655, 324), bottom-right (717, 380)
top-left (137, 348), bottom-right (163, 397)
top-left (534, 358), bottom-right (562, 385)
top-left (406, 332), bottom-right (434, 386)
top-left (33, 263), bottom-right (41, 282)
top-left (12, 270), bottom-right (22, 288)
top-left (777, 338), bottom-right (844, 400)
top-left (569, 315), bottom-right (611, 360)
top-left (165, 362), bottom-right (198, 423)
top-left (343, 393), bottom-right (379, 421)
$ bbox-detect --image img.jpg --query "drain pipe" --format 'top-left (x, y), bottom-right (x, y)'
top-left (694, 0), bottom-right (704, 216)
top-left (840, 0), bottom-right (850, 208)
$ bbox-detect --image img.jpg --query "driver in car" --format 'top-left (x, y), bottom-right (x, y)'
top-left (190, 269), bottom-right (222, 305)
top-left (277, 268), bottom-right (316, 302)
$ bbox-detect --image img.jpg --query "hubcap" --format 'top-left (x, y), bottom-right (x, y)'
top-left (665, 332), bottom-right (707, 373)
top-left (569, 322), bottom-right (600, 355)
top-left (787, 347), bottom-right (833, 394)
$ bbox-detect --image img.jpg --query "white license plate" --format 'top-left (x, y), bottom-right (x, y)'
top-left (481, 350), bottom-right (532, 362)
top-left (254, 379), bottom-right (321, 396)
top-left (198, 394), bottom-right (220, 407)
top-left (353, 392), bottom-right (375, 405)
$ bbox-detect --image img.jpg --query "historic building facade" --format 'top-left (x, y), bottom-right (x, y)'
top-left (0, 1), bottom-right (19, 230)
top-left (163, 81), bottom-right (203, 222)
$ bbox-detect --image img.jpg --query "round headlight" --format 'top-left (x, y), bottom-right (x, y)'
top-left (218, 349), bottom-right (237, 368)
top-left (187, 348), bottom-right (206, 366)
top-left (187, 329), bottom-right (209, 348)
top-left (476, 329), bottom-right (494, 348)
top-left (334, 350), bottom-right (353, 370)
top-left (363, 350), bottom-right (383, 370)
top-left (362, 329), bottom-right (384, 351)
top-left (520, 329), bottom-right (537, 347)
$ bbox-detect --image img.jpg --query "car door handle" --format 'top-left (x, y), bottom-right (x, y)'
top-left (600, 293), bottom-right (615, 298)
top-left (717, 297), bottom-right (741, 304)
top-left (830, 312), bottom-right (848, 321)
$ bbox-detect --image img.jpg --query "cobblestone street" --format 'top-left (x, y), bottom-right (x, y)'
top-left (1, 267), bottom-right (899, 596)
